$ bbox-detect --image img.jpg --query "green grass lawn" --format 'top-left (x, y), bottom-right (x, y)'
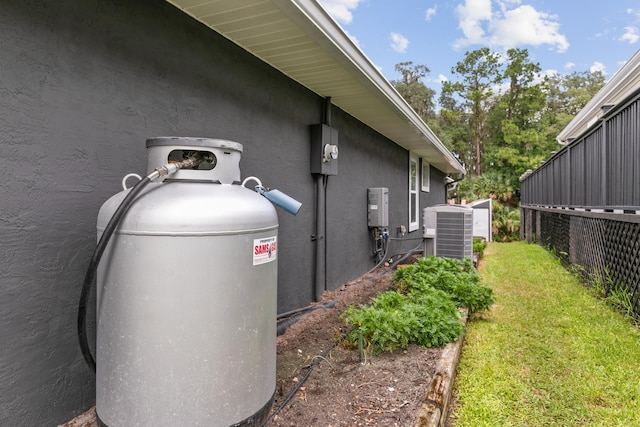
top-left (451, 241), bottom-right (640, 427)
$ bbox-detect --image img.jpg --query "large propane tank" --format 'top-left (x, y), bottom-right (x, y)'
top-left (95, 137), bottom-right (278, 426)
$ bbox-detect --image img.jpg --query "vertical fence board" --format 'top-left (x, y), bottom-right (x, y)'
top-left (520, 92), bottom-right (640, 319)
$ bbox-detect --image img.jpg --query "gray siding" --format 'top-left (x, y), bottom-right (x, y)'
top-left (0, 0), bottom-right (450, 425)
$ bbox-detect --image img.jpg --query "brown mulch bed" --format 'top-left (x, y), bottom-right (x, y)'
top-left (267, 265), bottom-right (443, 426)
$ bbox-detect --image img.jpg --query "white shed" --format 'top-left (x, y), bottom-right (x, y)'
top-left (469, 199), bottom-right (492, 242)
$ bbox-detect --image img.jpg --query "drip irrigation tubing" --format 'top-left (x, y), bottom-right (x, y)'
top-left (265, 245), bottom-right (421, 424)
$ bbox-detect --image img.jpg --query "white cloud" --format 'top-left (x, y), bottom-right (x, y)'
top-left (425, 5), bottom-right (437, 22)
top-left (626, 8), bottom-right (640, 19)
top-left (564, 62), bottom-right (575, 70)
top-left (620, 26), bottom-right (639, 44)
top-left (453, 0), bottom-right (569, 53)
top-left (590, 61), bottom-right (606, 74)
top-left (317, 0), bottom-right (364, 25)
top-left (438, 74), bottom-right (448, 83)
top-left (491, 6), bottom-right (569, 51)
top-left (454, 0), bottom-right (492, 46)
top-left (390, 32), bottom-right (410, 53)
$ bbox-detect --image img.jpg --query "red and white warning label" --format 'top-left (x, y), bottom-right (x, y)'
top-left (253, 236), bottom-right (277, 265)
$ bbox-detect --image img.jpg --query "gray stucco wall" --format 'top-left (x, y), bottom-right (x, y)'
top-left (0, 0), bottom-right (452, 424)
top-left (324, 113), bottom-right (448, 289)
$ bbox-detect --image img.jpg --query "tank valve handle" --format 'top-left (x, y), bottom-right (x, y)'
top-left (242, 176), bottom-right (302, 215)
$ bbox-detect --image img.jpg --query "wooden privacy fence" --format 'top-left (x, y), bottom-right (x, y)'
top-left (520, 88), bottom-right (640, 319)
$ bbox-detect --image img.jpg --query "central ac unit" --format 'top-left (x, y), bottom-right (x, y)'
top-left (423, 205), bottom-right (473, 260)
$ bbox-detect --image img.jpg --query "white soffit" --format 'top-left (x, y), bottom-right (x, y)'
top-left (165, 0), bottom-right (464, 174)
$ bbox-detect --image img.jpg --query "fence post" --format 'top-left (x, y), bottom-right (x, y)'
top-left (569, 216), bottom-right (576, 264)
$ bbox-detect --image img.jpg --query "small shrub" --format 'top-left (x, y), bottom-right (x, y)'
top-left (393, 256), bottom-right (494, 313)
top-left (343, 256), bottom-right (493, 354)
top-left (342, 288), bottom-right (464, 354)
top-left (473, 237), bottom-right (487, 258)
top-left (492, 201), bottom-right (520, 242)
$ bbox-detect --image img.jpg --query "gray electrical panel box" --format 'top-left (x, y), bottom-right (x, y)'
top-left (310, 124), bottom-right (338, 175)
top-left (367, 187), bottom-right (389, 227)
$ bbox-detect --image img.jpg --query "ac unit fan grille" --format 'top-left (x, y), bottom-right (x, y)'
top-left (435, 212), bottom-right (473, 259)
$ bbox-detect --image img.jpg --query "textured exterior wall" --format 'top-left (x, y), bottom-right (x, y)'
top-left (0, 0), bottom-right (451, 425)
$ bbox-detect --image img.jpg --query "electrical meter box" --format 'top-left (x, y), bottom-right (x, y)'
top-left (310, 124), bottom-right (338, 175)
top-left (367, 187), bottom-right (389, 227)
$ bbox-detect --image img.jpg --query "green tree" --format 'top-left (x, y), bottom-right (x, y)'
top-left (500, 48), bottom-right (546, 127)
top-left (483, 48), bottom-right (557, 187)
top-left (434, 107), bottom-right (472, 170)
top-left (391, 53), bottom-right (606, 203)
top-left (391, 61), bottom-right (436, 121)
top-left (540, 70), bottom-right (606, 139)
top-left (546, 70), bottom-right (606, 116)
top-left (440, 48), bottom-right (502, 176)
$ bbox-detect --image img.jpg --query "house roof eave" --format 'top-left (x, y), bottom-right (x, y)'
top-left (165, 0), bottom-right (465, 175)
top-left (557, 49), bottom-right (640, 145)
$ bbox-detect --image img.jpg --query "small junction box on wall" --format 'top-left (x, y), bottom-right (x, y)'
top-left (367, 187), bottom-right (388, 228)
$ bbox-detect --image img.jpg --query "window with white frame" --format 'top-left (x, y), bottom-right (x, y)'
top-left (409, 153), bottom-right (419, 232)
top-left (421, 160), bottom-right (430, 192)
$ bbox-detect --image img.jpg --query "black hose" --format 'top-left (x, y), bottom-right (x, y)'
top-left (77, 175), bottom-right (152, 373)
top-left (276, 313), bottom-right (306, 336)
top-left (265, 247), bottom-right (425, 424)
top-left (277, 305), bottom-right (316, 320)
top-left (265, 342), bottom-right (339, 426)
top-left (276, 299), bottom-right (338, 336)
top-left (389, 244), bottom-right (423, 269)
top-left (388, 236), bottom-right (424, 241)
top-left (366, 234), bottom-right (390, 274)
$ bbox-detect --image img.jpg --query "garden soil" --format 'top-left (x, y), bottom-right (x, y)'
top-left (61, 259), bottom-right (462, 427)
top-left (268, 263), bottom-right (444, 427)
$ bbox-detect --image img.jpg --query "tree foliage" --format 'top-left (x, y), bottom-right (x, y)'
top-left (391, 61), bottom-right (436, 121)
top-left (440, 48), bottom-right (502, 176)
top-left (539, 70), bottom-right (606, 141)
top-left (393, 49), bottom-right (604, 188)
top-left (390, 49), bottom-right (606, 241)
top-left (483, 49), bottom-right (554, 187)
top-left (544, 70), bottom-right (606, 116)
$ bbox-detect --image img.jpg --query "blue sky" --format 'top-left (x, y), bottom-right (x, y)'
top-left (318, 0), bottom-right (640, 91)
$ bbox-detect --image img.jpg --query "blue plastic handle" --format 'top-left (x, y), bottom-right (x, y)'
top-left (262, 189), bottom-right (302, 215)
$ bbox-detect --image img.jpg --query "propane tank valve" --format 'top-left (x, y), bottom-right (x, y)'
top-left (149, 155), bottom-right (204, 181)
top-left (242, 176), bottom-right (302, 215)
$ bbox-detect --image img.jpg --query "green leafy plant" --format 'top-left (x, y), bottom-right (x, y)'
top-left (492, 201), bottom-right (520, 242)
top-left (607, 286), bottom-right (636, 322)
top-left (393, 256), bottom-right (494, 313)
top-left (574, 267), bottom-right (638, 324)
top-left (473, 237), bottom-right (487, 258)
top-left (342, 256), bottom-right (493, 354)
top-left (343, 288), bottom-right (464, 354)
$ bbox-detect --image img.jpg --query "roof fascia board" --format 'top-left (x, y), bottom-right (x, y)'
top-left (557, 49), bottom-right (640, 144)
top-left (273, 0), bottom-right (464, 174)
top-left (165, 0), bottom-right (464, 174)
